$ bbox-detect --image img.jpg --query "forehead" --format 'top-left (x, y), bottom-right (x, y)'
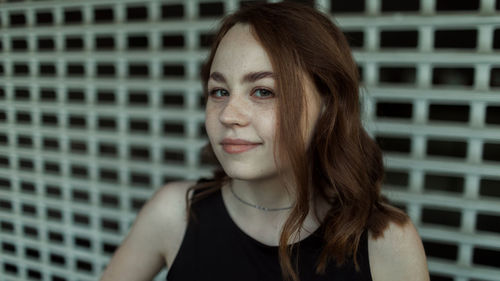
top-left (210, 23), bottom-right (273, 76)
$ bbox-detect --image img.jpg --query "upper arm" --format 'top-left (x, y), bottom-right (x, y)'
top-left (368, 220), bottom-right (430, 281)
top-left (100, 180), bottom-right (195, 281)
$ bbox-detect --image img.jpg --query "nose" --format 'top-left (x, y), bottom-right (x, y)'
top-left (219, 95), bottom-right (250, 127)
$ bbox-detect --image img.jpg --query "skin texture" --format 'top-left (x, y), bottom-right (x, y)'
top-left (369, 222), bottom-right (430, 281)
top-left (100, 24), bottom-right (429, 281)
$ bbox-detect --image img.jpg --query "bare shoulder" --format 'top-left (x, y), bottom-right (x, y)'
top-left (99, 180), bottom-right (196, 281)
top-left (150, 180), bottom-right (197, 216)
top-left (122, 179), bottom-right (197, 250)
top-left (148, 180), bottom-right (197, 239)
top-left (368, 220), bottom-right (430, 281)
top-left (152, 180), bottom-right (197, 266)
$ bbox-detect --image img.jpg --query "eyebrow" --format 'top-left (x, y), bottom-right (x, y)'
top-left (209, 71), bottom-right (275, 84)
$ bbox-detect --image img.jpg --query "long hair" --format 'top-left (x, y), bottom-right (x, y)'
top-left (187, 2), bottom-right (408, 281)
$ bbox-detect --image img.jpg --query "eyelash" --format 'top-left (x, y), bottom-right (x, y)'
top-left (208, 88), bottom-right (275, 99)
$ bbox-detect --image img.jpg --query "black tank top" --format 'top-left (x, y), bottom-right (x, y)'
top-left (166, 183), bottom-right (373, 281)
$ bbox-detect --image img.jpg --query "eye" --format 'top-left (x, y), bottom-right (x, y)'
top-left (209, 88), bottom-right (229, 98)
top-left (252, 88), bottom-right (274, 99)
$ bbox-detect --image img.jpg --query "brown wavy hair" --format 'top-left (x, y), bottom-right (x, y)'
top-left (186, 2), bottom-right (408, 281)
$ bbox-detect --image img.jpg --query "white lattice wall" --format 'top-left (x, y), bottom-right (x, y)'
top-left (0, 0), bottom-right (499, 281)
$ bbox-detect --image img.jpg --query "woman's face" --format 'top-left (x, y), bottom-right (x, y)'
top-left (205, 23), bottom-right (322, 181)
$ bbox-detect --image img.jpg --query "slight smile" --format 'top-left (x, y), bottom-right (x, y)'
top-left (220, 138), bottom-right (262, 154)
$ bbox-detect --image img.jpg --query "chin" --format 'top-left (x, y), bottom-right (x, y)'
top-left (218, 161), bottom-right (278, 182)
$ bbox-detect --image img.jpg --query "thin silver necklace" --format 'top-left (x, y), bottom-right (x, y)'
top-left (229, 183), bottom-right (294, 212)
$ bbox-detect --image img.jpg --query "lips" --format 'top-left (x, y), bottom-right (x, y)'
top-left (220, 138), bottom-right (262, 154)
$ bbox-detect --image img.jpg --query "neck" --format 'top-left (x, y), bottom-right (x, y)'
top-left (221, 173), bottom-right (330, 240)
top-left (230, 175), bottom-right (296, 212)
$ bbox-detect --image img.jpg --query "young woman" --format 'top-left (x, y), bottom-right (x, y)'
top-left (100, 2), bottom-right (429, 281)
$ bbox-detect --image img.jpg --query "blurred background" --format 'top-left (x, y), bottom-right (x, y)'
top-left (0, 0), bottom-right (499, 280)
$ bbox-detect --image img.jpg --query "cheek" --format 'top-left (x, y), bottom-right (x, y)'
top-left (204, 107), bottom-right (219, 139)
top-left (255, 110), bottom-right (277, 140)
